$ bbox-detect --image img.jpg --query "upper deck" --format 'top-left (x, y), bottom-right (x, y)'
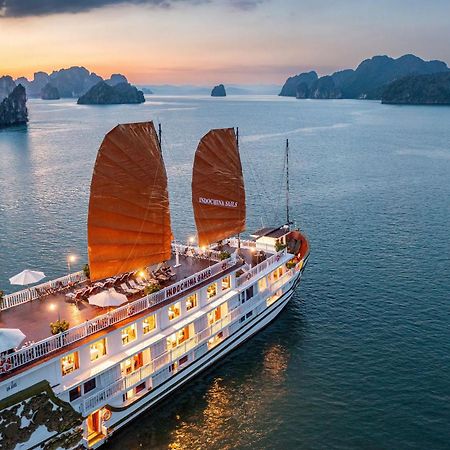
top-left (0, 254), bottom-right (213, 343)
top-left (1, 244), bottom-right (263, 341)
top-left (0, 227), bottom-right (309, 380)
top-left (0, 241), bottom-right (269, 378)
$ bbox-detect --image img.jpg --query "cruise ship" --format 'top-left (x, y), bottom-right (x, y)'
top-left (0, 122), bottom-right (309, 449)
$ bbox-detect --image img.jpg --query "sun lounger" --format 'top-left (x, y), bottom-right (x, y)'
top-left (120, 283), bottom-right (139, 295)
top-left (128, 280), bottom-right (144, 291)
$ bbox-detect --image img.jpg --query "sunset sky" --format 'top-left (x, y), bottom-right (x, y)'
top-left (1, 0), bottom-right (449, 84)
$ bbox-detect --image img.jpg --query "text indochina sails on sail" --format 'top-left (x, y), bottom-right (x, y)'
top-left (192, 127), bottom-right (246, 246)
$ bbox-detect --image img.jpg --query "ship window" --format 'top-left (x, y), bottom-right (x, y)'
top-left (272, 267), bottom-right (283, 281)
top-left (121, 324), bottom-right (137, 345)
top-left (61, 352), bottom-right (79, 376)
top-left (186, 294), bottom-right (197, 311)
top-left (258, 277), bottom-right (267, 292)
top-left (267, 290), bottom-right (282, 307)
top-left (168, 302), bottom-right (181, 321)
top-left (207, 283), bottom-right (217, 299)
top-left (143, 314), bottom-right (156, 334)
top-left (246, 311), bottom-right (253, 319)
top-left (167, 326), bottom-right (189, 349)
top-left (167, 333), bottom-right (177, 349)
top-left (124, 389), bottom-right (134, 401)
top-left (84, 378), bottom-right (96, 394)
top-left (179, 355), bottom-right (188, 366)
top-left (208, 331), bottom-right (224, 348)
top-left (135, 382), bottom-right (146, 394)
top-left (69, 386), bottom-right (81, 401)
top-left (222, 276), bottom-right (231, 290)
top-left (239, 316), bottom-right (246, 323)
top-left (245, 286), bottom-right (254, 300)
top-left (208, 306), bottom-right (221, 325)
top-left (178, 326), bottom-right (189, 344)
top-left (90, 338), bottom-right (107, 361)
top-left (121, 353), bottom-right (143, 376)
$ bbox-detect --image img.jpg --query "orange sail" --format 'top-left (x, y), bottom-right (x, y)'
top-left (192, 128), bottom-right (246, 246)
top-left (87, 122), bottom-right (172, 281)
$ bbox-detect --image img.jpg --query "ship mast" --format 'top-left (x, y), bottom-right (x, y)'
top-left (285, 138), bottom-right (291, 226)
top-left (236, 126), bottom-right (241, 250)
top-left (158, 123), bottom-right (162, 153)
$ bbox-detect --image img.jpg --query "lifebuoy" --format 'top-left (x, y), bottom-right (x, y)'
top-left (246, 273), bottom-right (252, 281)
top-left (102, 409), bottom-right (112, 421)
top-left (127, 305), bottom-right (135, 316)
top-left (0, 358), bottom-right (11, 373)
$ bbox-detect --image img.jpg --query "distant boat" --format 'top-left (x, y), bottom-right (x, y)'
top-left (0, 122), bottom-right (309, 449)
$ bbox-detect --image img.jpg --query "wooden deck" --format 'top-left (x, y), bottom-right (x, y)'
top-left (0, 254), bottom-right (213, 344)
top-left (0, 254), bottom-right (247, 382)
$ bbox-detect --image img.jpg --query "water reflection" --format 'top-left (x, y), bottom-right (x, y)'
top-left (105, 305), bottom-right (308, 450)
top-left (262, 343), bottom-right (289, 383)
top-left (166, 350), bottom-right (289, 450)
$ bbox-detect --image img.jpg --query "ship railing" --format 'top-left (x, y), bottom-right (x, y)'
top-left (1, 255), bottom-right (236, 376)
top-left (270, 268), bottom-right (294, 294)
top-left (82, 305), bottom-right (245, 414)
top-left (0, 271), bottom-right (86, 311)
top-left (227, 238), bottom-right (257, 249)
top-left (171, 243), bottom-right (221, 262)
top-left (82, 378), bottom-right (124, 412)
top-left (236, 248), bottom-right (288, 288)
top-left (0, 244), bottom-right (219, 313)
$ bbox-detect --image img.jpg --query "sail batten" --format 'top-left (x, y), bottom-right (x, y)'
top-left (192, 128), bottom-right (246, 246)
top-left (88, 122), bottom-right (172, 281)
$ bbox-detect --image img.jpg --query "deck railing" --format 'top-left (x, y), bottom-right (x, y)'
top-left (227, 238), bottom-right (257, 249)
top-left (1, 272), bottom-right (86, 311)
top-left (1, 244), bottom-right (220, 312)
top-left (171, 243), bottom-right (222, 262)
top-left (236, 249), bottom-right (288, 288)
top-left (0, 255), bottom-right (237, 375)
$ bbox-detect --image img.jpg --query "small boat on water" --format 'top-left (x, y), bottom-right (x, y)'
top-left (0, 122), bottom-right (309, 449)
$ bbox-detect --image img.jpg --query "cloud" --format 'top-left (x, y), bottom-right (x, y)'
top-left (229, 0), bottom-right (266, 10)
top-left (0, 0), bottom-right (266, 18)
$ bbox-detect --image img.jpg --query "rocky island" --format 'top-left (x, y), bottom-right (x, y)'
top-left (77, 81), bottom-right (145, 105)
top-left (0, 84), bottom-right (28, 128)
top-left (297, 75), bottom-right (342, 99)
top-left (14, 67), bottom-right (131, 98)
top-left (382, 72), bottom-right (450, 105)
top-left (211, 84), bottom-right (226, 97)
top-left (41, 83), bottom-right (60, 100)
top-left (0, 75), bottom-right (17, 100)
top-left (281, 54), bottom-right (449, 101)
top-left (279, 71), bottom-right (318, 97)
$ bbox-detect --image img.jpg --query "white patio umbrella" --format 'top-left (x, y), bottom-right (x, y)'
top-left (9, 269), bottom-right (46, 286)
top-left (88, 288), bottom-right (127, 308)
top-left (0, 328), bottom-right (26, 353)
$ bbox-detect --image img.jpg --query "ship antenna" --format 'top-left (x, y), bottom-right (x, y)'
top-left (236, 126), bottom-right (241, 250)
top-left (286, 138), bottom-right (291, 226)
top-left (158, 123), bottom-right (162, 153)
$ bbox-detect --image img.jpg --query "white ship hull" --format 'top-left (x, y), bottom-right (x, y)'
top-left (101, 271), bottom-right (303, 446)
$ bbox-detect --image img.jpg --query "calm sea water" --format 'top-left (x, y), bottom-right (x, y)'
top-left (1, 96), bottom-right (449, 449)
